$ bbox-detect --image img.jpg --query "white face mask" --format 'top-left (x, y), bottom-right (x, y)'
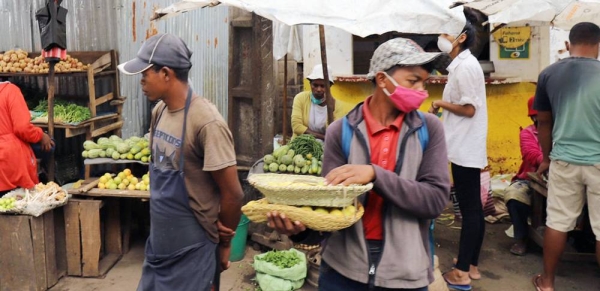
top-left (437, 33), bottom-right (464, 54)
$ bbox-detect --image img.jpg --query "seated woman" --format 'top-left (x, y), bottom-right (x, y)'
top-left (291, 64), bottom-right (338, 141)
top-left (504, 96), bottom-right (542, 256)
top-left (0, 81), bottom-right (54, 196)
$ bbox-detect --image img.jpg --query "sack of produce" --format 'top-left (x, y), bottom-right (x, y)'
top-left (242, 198), bottom-right (364, 232)
top-left (253, 249), bottom-right (307, 291)
top-left (247, 173), bottom-right (372, 207)
top-left (0, 182), bottom-right (69, 217)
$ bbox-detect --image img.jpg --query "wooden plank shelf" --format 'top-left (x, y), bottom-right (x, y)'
top-left (68, 178), bottom-right (150, 199)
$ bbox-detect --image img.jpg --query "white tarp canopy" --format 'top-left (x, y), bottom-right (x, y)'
top-left (153, 0), bottom-right (467, 37)
top-left (459, 0), bottom-right (600, 29)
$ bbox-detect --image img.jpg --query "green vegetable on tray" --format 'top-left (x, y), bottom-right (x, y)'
top-left (261, 134), bottom-right (324, 176)
top-left (288, 134), bottom-right (323, 160)
top-left (255, 250), bottom-right (302, 269)
top-left (33, 99), bottom-right (91, 124)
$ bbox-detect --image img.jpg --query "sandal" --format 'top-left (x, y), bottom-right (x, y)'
top-left (532, 274), bottom-right (543, 291)
top-left (452, 258), bottom-right (481, 280)
top-left (510, 241), bottom-right (527, 256)
top-left (443, 270), bottom-right (472, 291)
top-left (444, 275), bottom-right (472, 291)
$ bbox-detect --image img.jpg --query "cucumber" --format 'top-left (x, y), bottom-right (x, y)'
top-left (301, 165), bottom-right (309, 174)
top-left (311, 158), bottom-right (319, 175)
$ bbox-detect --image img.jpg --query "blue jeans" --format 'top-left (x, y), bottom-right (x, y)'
top-left (318, 260), bottom-right (428, 291)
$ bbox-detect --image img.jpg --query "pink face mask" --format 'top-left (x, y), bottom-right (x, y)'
top-left (382, 72), bottom-right (429, 113)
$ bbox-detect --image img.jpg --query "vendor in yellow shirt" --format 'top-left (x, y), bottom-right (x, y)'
top-left (291, 64), bottom-right (338, 141)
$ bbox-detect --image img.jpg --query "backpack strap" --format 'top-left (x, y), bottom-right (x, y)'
top-left (416, 111), bottom-right (435, 265)
top-left (341, 116), bottom-right (353, 160)
top-left (416, 111), bottom-right (429, 152)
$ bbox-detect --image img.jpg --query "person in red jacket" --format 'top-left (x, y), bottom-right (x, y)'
top-left (504, 96), bottom-right (542, 256)
top-left (0, 82), bottom-right (54, 195)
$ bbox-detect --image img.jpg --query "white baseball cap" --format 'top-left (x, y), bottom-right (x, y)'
top-left (306, 64), bottom-right (334, 83)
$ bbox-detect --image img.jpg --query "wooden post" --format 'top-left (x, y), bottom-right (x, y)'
top-left (47, 63), bottom-right (56, 182)
top-left (282, 54), bottom-right (288, 144)
top-left (318, 25), bottom-right (334, 124)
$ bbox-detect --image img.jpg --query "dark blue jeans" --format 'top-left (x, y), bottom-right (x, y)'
top-left (318, 260), bottom-right (428, 291)
top-left (507, 200), bottom-right (530, 240)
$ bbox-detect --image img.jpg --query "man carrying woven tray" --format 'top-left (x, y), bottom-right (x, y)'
top-left (268, 38), bottom-right (451, 291)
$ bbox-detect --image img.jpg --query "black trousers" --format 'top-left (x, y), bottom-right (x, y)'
top-left (0, 189), bottom-right (12, 197)
top-left (506, 200), bottom-right (530, 240)
top-left (451, 163), bottom-right (485, 272)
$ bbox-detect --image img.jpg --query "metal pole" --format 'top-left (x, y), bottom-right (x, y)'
top-left (47, 62), bottom-right (56, 182)
top-left (282, 54), bottom-right (288, 144)
top-left (318, 25), bottom-right (334, 124)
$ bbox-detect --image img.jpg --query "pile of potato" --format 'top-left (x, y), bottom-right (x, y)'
top-left (0, 49), bottom-right (89, 73)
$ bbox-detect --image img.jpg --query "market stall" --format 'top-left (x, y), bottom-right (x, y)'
top-left (60, 135), bottom-right (151, 277)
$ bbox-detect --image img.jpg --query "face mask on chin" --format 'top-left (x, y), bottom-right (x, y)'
top-left (382, 72), bottom-right (429, 113)
top-left (310, 93), bottom-right (325, 105)
top-left (437, 32), bottom-right (464, 54)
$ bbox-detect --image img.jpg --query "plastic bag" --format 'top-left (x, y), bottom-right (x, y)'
top-left (253, 248), bottom-right (307, 281)
top-left (490, 174), bottom-right (513, 198)
top-left (256, 272), bottom-right (305, 291)
top-left (481, 171), bottom-right (496, 217)
top-left (0, 186), bottom-right (69, 217)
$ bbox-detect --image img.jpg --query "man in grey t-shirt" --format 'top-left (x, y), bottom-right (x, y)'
top-left (533, 22), bottom-right (600, 291)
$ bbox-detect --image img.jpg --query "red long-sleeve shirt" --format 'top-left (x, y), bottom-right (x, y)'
top-left (513, 125), bottom-right (542, 181)
top-left (0, 82), bottom-right (43, 191)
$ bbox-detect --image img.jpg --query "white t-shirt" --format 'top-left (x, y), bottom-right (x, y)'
top-left (441, 49), bottom-right (488, 169)
top-left (308, 103), bottom-right (327, 134)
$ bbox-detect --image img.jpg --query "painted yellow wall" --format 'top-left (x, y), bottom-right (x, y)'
top-left (307, 80), bottom-right (537, 175)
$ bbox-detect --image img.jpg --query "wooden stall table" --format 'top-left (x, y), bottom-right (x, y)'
top-left (65, 179), bottom-right (150, 277)
top-left (527, 172), bottom-right (596, 261)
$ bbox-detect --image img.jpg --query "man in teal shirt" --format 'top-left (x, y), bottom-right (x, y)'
top-left (533, 22), bottom-right (600, 291)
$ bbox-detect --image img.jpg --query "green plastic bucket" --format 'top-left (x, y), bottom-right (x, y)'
top-left (229, 214), bottom-right (250, 262)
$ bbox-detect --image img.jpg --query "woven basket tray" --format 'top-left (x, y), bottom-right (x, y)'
top-left (242, 198), bottom-right (364, 232)
top-left (247, 173), bottom-right (372, 207)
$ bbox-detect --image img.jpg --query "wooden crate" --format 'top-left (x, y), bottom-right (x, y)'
top-left (64, 198), bottom-right (123, 277)
top-left (0, 210), bottom-right (67, 291)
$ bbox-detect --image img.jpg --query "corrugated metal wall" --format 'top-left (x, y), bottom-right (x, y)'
top-left (0, 0), bottom-right (229, 137)
top-left (117, 0), bottom-right (230, 137)
top-left (0, 1), bottom-right (35, 51)
top-left (0, 0), bottom-right (118, 52)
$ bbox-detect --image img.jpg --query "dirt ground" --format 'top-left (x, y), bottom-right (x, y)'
top-left (50, 210), bottom-right (599, 291)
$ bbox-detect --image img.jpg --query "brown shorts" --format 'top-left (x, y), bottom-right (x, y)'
top-left (546, 160), bottom-right (600, 238)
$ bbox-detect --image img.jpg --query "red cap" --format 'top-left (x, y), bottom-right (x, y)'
top-left (528, 96), bottom-right (538, 116)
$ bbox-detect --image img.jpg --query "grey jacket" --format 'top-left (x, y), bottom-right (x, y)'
top-left (320, 103), bottom-right (450, 289)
